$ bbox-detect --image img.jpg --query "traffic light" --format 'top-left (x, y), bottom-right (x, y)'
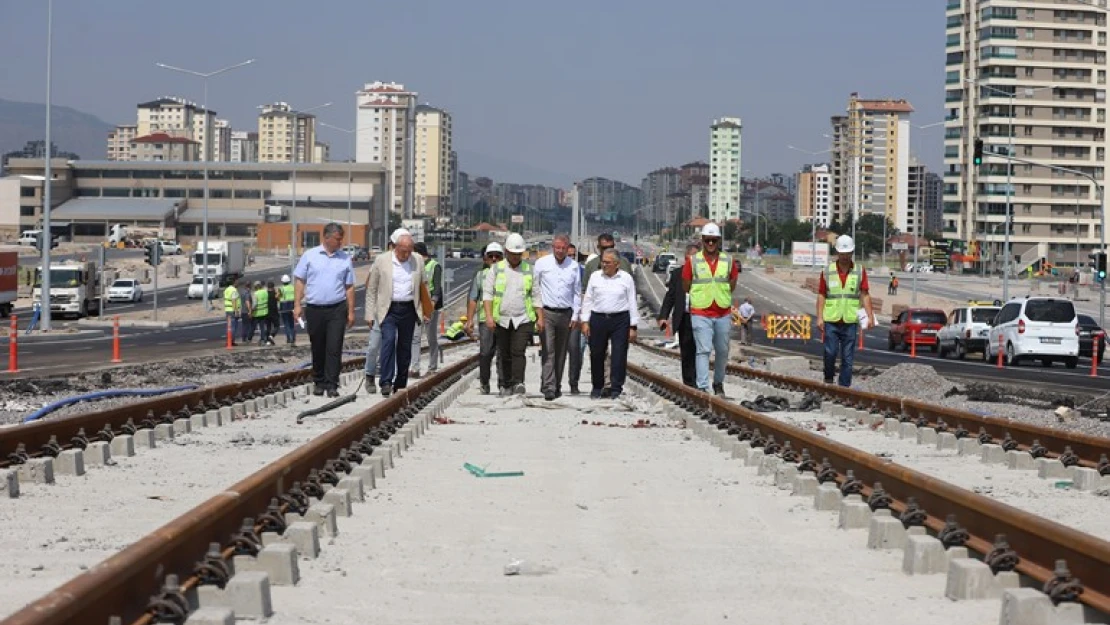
top-left (1097, 252), bottom-right (1108, 282)
top-left (143, 243), bottom-right (153, 265)
top-left (973, 139), bottom-right (985, 166)
top-left (144, 243), bottom-right (161, 266)
top-left (33, 232), bottom-right (44, 252)
top-left (49, 234), bottom-right (59, 249)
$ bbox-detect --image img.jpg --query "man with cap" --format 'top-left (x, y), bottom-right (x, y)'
top-left (251, 280), bottom-right (272, 345)
top-left (223, 278), bottom-right (241, 347)
top-left (364, 227), bottom-right (410, 394)
top-left (278, 274), bottom-right (297, 344)
top-left (365, 231), bottom-right (426, 397)
top-left (683, 222), bottom-right (739, 396)
top-left (483, 233), bottom-right (542, 396)
top-left (467, 242), bottom-right (504, 394)
top-left (817, 234), bottom-right (876, 388)
top-left (409, 241), bottom-right (443, 378)
top-left (533, 233), bottom-right (581, 401)
top-left (293, 222), bottom-right (356, 397)
top-left (443, 315), bottom-right (468, 341)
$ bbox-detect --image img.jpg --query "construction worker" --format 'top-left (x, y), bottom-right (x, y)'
top-left (223, 279), bottom-right (240, 346)
top-left (410, 241), bottom-right (443, 377)
top-left (683, 222), bottom-right (739, 396)
top-left (483, 233), bottom-right (542, 396)
top-left (238, 280), bottom-right (253, 344)
top-left (816, 234), bottom-right (876, 388)
top-left (443, 316), bottom-right (468, 341)
top-left (279, 274), bottom-right (297, 344)
top-left (888, 275), bottom-right (898, 296)
top-left (737, 296), bottom-right (755, 346)
top-left (467, 242), bottom-right (504, 394)
top-left (252, 280), bottom-right (272, 345)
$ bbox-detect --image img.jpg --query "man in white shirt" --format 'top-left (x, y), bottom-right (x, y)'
top-left (581, 249), bottom-right (638, 400)
top-left (483, 233), bottom-right (543, 396)
top-left (737, 297), bottom-right (756, 346)
top-left (364, 233), bottom-right (426, 396)
top-left (364, 228), bottom-right (410, 394)
top-left (533, 234), bottom-right (582, 401)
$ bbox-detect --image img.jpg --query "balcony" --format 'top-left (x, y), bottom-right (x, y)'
top-left (946, 0), bottom-right (960, 9)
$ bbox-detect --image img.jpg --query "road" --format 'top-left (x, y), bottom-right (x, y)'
top-left (638, 265), bottom-right (1110, 395)
top-left (1, 259), bottom-right (484, 377)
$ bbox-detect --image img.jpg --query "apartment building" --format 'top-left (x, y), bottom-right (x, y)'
top-left (796, 163), bottom-right (832, 227)
top-left (313, 141), bottom-right (330, 164)
top-left (829, 94), bottom-right (914, 231)
top-left (414, 104), bottom-right (453, 217)
top-left (130, 133), bottom-right (199, 162)
top-left (212, 119), bottom-right (232, 162)
top-left (230, 131), bottom-right (259, 163)
top-left (708, 117), bottom-right (742, 223)
top-left (257, 103), bottom-right (318, 164)
top-left (640, 167), bottom-right (681, 229)
top-left (134, 97), bottom-right (217, 161)
top-left (355, 81), bottom-right (419, 214)
top-left (107, 125), bottom-right (137, 161)
top-left (944, 0), bottom-right (1107, 264)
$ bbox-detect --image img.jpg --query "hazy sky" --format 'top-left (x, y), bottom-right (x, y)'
top-left (1, 0), bottom-right (945, 186)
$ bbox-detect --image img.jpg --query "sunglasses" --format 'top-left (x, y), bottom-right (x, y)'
top-left (486, 253), bottom-right (503, 259)
top-left (703, 238), bottom-right (721, 244)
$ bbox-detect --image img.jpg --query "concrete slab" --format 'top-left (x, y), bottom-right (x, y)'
top-left (902, 534), bottom-right (947, 575)
top-left (945, 558), bottom-right (1002, 600)
top-left (980, 443), bottom-right (1006, 464)
top-left (55, 449), bottom-right (85, 477)
top-left (867, 514), bottom-right (907, 549)
top-left (110, 435), bottom-right (135, 457)
top-left (204, 409), bottom-right (222, 427)
top-left (172, 418), bottom-right (191, 435)
top-left (1, 470), bottom-right (18, 498)
top-left (154, 423), bottom-right (175, 442)
top-left (766, 356), bottom-right (808, 374)
top-left (1070, 467), bottom-right (1102, 491)
top-left (322, 487), bottom-right (352, 517)
top-left (337, 476), bottom-right (365, 502)
top-left (791, 473), bottom-right (819, 497)
top-left (1035, 458), bottom-right (1070, 480)
top-left (730, 441), bottom-right (751, 460)
top-left (351, 464), bottom-right (377, 490)
top-left (883, 417), bottom-right (900, 435)
top-left (282, 521), bottom-right (320, 560)
top-left (814, 482), bottom-right (842, 511)
top-left (774, 464), bottom-right (798, 490)
top-left (757, 455), bottom-right (781, 477)
top-left (838, 500), bottom-right (871, 530)
top-left (899, 423), bottom-right (918, 440)
top-left (17, 458), bottom-right (54, 484)
top-left (371, 447), bottom-right (394, 471)
top-left (364, 455), bottom-right (386, 480)
top-left (305, 502), bottom-right (338, 537)
top-left (957, 439), bottom-right (981, 457)
top-left (236, 544), bottom-right (299, 586)
top-left (935, 432), bottom-right (958, 451)
top-left (184, 607), bottom-right (235, 625)
top-left (84, 441), bottom-right (111, 466)
top-left (190, 414), bottom-right (206, 430)
top-left (197, 571), bottom-right (273, 619)
top-left (134, 429), bottom-right (156, 449)
top-left (218, 406), bottom-right (233, 423)
top-left (916, 428), bottom-right (938, 446)
top-left (1006, 450), bottom-right (1035, 470)
top-left (744, 448), bottom-right (765, 468)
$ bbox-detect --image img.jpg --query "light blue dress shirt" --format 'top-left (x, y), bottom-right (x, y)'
top-left (293, 245), bottom-right (354, 305)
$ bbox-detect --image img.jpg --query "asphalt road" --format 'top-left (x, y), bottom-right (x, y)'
top-left (638, 266), bottom-right (1110, 396)
top-left (1, 259), bottom-right (483, 378)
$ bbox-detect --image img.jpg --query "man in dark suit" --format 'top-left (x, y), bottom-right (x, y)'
top-left (657, 243), bottom-right (699, 388)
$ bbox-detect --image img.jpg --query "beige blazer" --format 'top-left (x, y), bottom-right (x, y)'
top-left (365, 251), bottom-right (426, 324)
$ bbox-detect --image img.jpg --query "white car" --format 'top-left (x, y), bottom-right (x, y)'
top-left (985, 297), bottom-right (1079, 368)
top-left (187, 276), bottom-right (220, 299)
top-left (107, 279), bottom-right (143, 303)
top-left (937, 306), bottom-right (1000, 359)
top-left (157, 240), bottom-right (183, 255)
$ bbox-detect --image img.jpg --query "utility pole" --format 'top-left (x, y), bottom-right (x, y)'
top-left (41, 0), bottom-right (54, 331)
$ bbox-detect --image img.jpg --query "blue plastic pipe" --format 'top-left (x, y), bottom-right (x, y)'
top-left (22, 384), bottom-right (199, 424)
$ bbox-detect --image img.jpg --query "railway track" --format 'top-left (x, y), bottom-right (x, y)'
top-left (625, 361), bottom-right (1110, 616)
top-left (0, 340), bottom-right (473, 474)
top-left (635, 341), bottom-right (1110, 472)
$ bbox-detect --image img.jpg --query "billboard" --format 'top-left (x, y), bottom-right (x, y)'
top-left (791, 242), bottom-right (829, 267)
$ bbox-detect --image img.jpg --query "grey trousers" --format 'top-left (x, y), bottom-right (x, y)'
top-left (410, 309), bottom-right (441, 373)
top-left (539, 309), bottom-right (572, 394)
top-left (364, 323), bottom-right (381, 376)
top-left (479, 323), bottom-right (502, 388)
top-left (568, 325), bottom-right (585, 388)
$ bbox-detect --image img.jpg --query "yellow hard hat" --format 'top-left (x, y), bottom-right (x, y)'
top-left (460, 315), bottom-right (467, 322)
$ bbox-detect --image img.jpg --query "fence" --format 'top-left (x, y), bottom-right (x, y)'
top-left (763, 314), bottom-right (812, 342)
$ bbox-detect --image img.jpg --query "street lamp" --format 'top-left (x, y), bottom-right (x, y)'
top-left (155, 58), bottom-right (255, 308)
top-left (263, 102), bottom-right (332, 275)
top-left (318, 121), bottom-right (359, 244)
top-left (965, 78), bottom-right (1058, 302)
top-left (40, 0), bottom-right (55, 331)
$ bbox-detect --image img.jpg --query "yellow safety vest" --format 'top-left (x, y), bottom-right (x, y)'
top-left (474, 268), bottom-right (488, 323)
top-left (280, 283), bottom-right (294, 309)
top-left (425, 259), bottom-right (439, 292)
top-left (822, 263), bottom-right (862, 323)
top-left (491, 260), bottom-right (536, 322)
top-left (688, 251), bottom-right (733, 310)
top-left (445, 321), bottom-right (465, 338)
top-left (223, 285), bottom-right (238, 314)
top-left (253, 288), bottom-right (269, 318)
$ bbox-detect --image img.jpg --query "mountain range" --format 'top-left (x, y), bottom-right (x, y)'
top-left (0, 98), bottom-right (113, 162)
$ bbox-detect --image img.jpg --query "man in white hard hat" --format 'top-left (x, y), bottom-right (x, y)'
top-left (466, 242), bottom-right (505, 393)
top-left (278, 274), bottom-right (297, 344)
top-left (683, 222), bottom-right (739, 396)
top-left (483, 232), bottom-right (543, 396)
top-left (816, 234), bottom-right (876, 388)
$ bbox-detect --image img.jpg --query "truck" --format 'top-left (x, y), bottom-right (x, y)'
top-left (32, 261), bottom-right (101, 319)
top-left (108, 224), bottom-right (163, 247)
top-left (192, 241), bottom-right (246, 286)
top-left (0, 251), bottom-right (17, 317)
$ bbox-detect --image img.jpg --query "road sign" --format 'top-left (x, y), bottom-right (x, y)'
top-left (511, 215), bottom-right (524, 224)
top-left (891, 242), bottom-right (908, 251)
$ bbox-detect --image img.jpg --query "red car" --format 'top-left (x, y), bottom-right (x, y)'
top-left (888, 308), bottom-right (947, 352)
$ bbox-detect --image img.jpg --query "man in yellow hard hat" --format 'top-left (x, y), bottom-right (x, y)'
top-left (443, 315), bottom-right (469, 341)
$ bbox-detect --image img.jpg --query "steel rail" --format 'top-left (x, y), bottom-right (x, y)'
top-left (0, 340), bottom-right (474, 468)
top-left (634, 341), bottom-right (1110, 469)
top-left (628, 362), bottom-right (1110, 614)
top-left (1, 354), bottom-right (478, 625)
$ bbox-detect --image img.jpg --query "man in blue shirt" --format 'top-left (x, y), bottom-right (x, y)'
top-left (293, 222), bottom-right (355, 397)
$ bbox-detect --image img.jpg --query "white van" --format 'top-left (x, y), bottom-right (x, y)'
top-left (18, 230), bottom-right (42, 246)
top-left (985, 297), bottom-right (1079, 368)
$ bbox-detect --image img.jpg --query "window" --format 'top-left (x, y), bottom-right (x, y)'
top-left (20, 187), bottom-right (35, 197)
top-left (20, 206), bottom-right (35, 216)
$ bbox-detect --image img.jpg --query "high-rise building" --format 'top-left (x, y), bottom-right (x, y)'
top-left (230, 131), bottom-right (259, 163)
top-left (908, 159), bottom-right (929, 238)
top-left (708, 117), bottom-right (742, 223)
top-left (355, 81), bottom-right (419, 214)
top-left (576, 177), bottom-right (641, 222)
top-left (944, 0), bottom-right (1107, 265)
top-left (313, 141), bottom-right (330, 164)
top-left (2, 140), bottom-right (79, 176)
top-left (212, 119), bottom-right (232, 162)
top-left (796, 163), bottom-right (832, 227)
top-left (829, 94), bottom-right (914, 230)
top-left (447, 151), bottom-right (459, 219)
top-left (134, 97), bottom-right (217, 161)
top-left (257, 103), bottom-right (318, 164)
top-left (454, 170), bottom-right (470, 218)
top-left (640, 167), bottom-right (681, 229)
top-left (130, 133), bottom-right (199, 162)
top-left (924, 172), bottom-right (943, 236)
top-left (107, 125), bottom-right (137, 161)
top-left (414, 104), bottom-right (453, 217)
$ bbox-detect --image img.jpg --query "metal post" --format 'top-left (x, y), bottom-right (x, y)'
top-left (202, 79), bottom-right (212, 309)
top-left (1099, 184), bottom-right (1106, 331)
top-left (1002, 91), bottom-right (1014, 302)
top-left (403, 97), bottom-right (415, 219)
top-left (153, 259), bottom-right (159, 322)
top-left (347, 133), bottom-right (353, 238)
top-left (912, 199), bottom-right (920, 305)
top-left (290, 137), bottom-right (298, 276)
top-left (41, 0), bottom-right (53, 331)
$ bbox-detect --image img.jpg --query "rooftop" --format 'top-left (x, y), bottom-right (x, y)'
top-left (52, 198), bottom-right (181, 221)
top-left (132, 133), bottom-right (199, 145)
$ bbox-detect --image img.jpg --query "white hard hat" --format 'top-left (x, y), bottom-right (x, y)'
top-left (835, 234), bottom-right (855, 253)
top-left (505, 233), bottom-right (526, 253)
top-left (390, 228), bottom-right (411, 245)
top-left (281, 274), bottom-right (291, 284)
top-left (484, 242), bottom-right (504, 255)
top-left (701, 223), bottom-right (722, 238)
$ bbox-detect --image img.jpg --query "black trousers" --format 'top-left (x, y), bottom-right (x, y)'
top-left (380, 301), bottom-right (418, 389)
top-left (589, 311), bottom-right (630, 395)
top-left (677, 318), bottom-right (696, 388)
top-left (304, 301), bottom-right (347, 391)
top-left (495, 321), bottom-right (534, 389)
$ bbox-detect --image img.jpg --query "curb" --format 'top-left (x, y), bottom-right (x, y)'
top-left (0, 329), bottom-right (106, 343)
top-left (77, 319), bottom-right (171, 329)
